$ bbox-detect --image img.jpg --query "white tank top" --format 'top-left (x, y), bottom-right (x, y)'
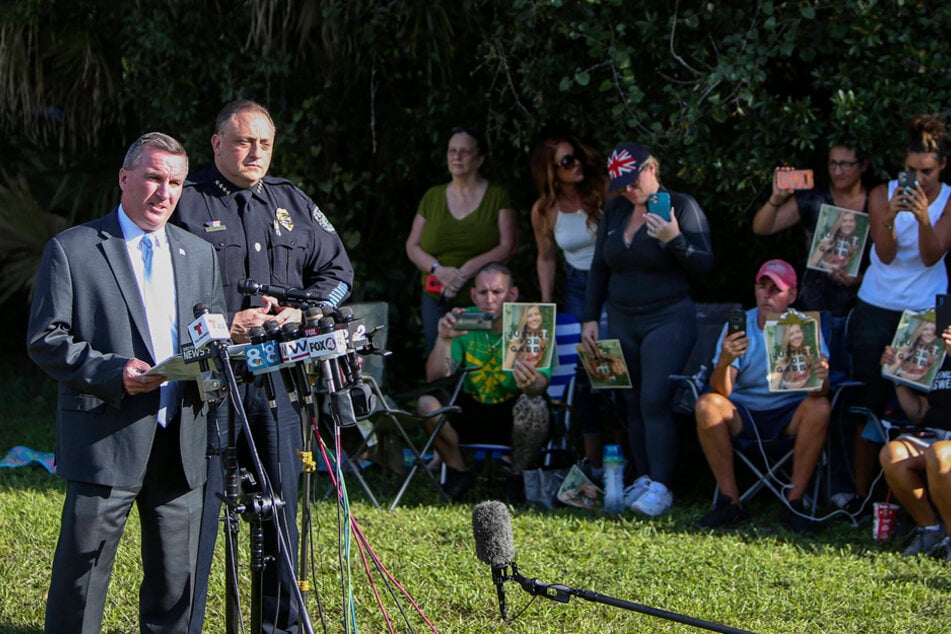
top-left (858, 181), bottom-right (950, 311)
top-left (553, 207), bottom-right (597, 271)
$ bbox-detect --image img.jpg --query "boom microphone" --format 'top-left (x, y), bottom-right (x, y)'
top-left (471, 503), bottom-right (755, 633)
top-left (472, 501), bottom-right (514, 620)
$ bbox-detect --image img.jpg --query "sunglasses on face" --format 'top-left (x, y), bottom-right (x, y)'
top-left (556, 154), bottom-right (579, 169)
top-left (828, 160), bottom-right (860, 171)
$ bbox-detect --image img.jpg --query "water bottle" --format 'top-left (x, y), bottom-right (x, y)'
top-left (602, 444), bottom-right (625, 513)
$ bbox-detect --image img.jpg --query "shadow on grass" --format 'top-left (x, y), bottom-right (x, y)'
top-left (0, 624), bottom-right (43, 633)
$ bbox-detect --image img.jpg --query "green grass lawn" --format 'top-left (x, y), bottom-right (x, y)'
top-left (2, 366), bottom-right (950, 633)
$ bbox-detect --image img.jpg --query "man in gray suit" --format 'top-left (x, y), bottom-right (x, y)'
top-left (28, 132), bottom-right (226, 633)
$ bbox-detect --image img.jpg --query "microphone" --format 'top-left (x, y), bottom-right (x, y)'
top-left (238, 278), bottom-right (325, 305)
top-left (264, 319), bottom-right (300, 406)
top-left (187, 302), bottom-right (231, 348)
top-left (187, 303), bottom-right (230, 402)
top-left (473, 501), bottom-right (515, 620)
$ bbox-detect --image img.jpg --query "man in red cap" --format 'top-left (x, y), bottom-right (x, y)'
top-left (694, 259), bottom-right (831, 534)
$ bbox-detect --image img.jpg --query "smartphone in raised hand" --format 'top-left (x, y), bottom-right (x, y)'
top-left (647, 192), bottom-right (671, 221)
top-left (776, 169), bottom-right (814, 190)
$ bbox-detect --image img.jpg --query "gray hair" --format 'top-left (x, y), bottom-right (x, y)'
top-left (122, 132), bottom-right (188, 172)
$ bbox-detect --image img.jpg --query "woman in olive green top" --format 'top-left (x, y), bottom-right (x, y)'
top-left (406, 126), bottom-right (518, 352)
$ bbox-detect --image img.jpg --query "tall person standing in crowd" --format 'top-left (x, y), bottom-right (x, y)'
top-left (530, 132), bottom-right (617, 481)
top-left (406, 126), bottom-right (518, 354)
top-left (28, 133), bottom-right (225, 633)
top-left (582, 142), bottom-right (713, 517)
top-left (847, 113), bottom-right (951, 514)
top-left (174, 100), bottom-right (354, 634)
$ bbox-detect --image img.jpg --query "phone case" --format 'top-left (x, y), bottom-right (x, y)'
top-left (647, 192), bottom-right (671, 221)
top-left (453, 312), bottom-right (493, 330)
top-left (937, 294), bottom-right (951, 336)
top-left (898, 171), bottom-right (919, 190)
top-left (728, 309), bottom-right (746, 336)
top-left (776, 169), bottom-right (814, 190)
top-left (425, 274), bottom-right (443, 294)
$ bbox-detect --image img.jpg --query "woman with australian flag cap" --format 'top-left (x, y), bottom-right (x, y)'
top-left (581, 141), bottom-right (713, 517)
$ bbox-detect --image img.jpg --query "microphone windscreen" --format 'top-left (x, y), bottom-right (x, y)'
top-left (472, 500), bottom-right (515, 567)
top-left (192, 303), bottom-right (211, 317)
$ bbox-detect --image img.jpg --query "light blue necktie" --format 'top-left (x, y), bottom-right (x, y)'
top-left (142, 233), bottom-right (155, 281)
top-left (141, 233), bottom-right (177, 426)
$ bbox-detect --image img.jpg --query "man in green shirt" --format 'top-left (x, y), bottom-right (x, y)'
top-left (419, 262), bottom-right (551, 501)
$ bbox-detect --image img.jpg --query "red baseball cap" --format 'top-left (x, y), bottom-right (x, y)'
top-left (756, 259), bottom-right (797, 291)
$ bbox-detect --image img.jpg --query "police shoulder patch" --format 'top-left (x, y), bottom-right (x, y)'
top-left (312, 205), bottom-right (337, 234)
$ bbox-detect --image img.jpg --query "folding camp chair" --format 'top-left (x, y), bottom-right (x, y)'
top-left (346, 370), bottom-right (470, 511)
top-left (670, 302), bottom-right (743, 416)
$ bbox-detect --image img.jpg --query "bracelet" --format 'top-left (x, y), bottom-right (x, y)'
top-left (430, 261), bottom-right (440, 273)
top-left (766, 198), bottom-right (782, 207)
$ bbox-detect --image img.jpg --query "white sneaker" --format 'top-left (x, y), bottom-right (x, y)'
top-left (623, 475), bottom-right (652, 509)
top-left (631, 480), bottom-right (673, 517)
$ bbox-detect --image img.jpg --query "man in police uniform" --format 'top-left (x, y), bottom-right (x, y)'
top-left (174, 100), bottom-right (353, 633)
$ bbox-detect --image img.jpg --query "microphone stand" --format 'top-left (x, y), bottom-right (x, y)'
top-left (504, 562), bottom-right (756, 634)
top-left (207, 338), bottom-right (315, 634)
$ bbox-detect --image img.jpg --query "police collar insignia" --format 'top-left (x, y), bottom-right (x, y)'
top-left (312, 206), bottom-right (337, 234)
top-left (275, 208), bottom-right (294, 232)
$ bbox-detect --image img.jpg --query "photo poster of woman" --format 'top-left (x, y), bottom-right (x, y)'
top-left (574, 339), bottom-right (633, 389)
top-left (764, 310), bottom-right (823, 392)
top-left (501, 302), bottom-right (557, 371)
top-left (882, 308), bottom-right (946, 391)
top-left (805, 204), bottom-right (870, 277)
top-left (556, 463), bottom-right (603, 510)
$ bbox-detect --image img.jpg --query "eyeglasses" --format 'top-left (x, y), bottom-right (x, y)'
top-left (556, 154), bottom-right (579, 170)
top-left (828, 160), bottom-right (860, 171)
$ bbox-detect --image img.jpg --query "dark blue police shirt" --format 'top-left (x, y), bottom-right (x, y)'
top-left (173, 166), bottom-right (353, 318)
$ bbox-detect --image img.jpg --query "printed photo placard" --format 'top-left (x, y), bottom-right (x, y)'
top-left (501, 303), bottom-right (557, 371)
top-left (806, 204), bottom-right (869, 277)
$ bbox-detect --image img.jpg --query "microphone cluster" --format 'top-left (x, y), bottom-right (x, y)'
top-left (182, 297), bottom-right (382, 425)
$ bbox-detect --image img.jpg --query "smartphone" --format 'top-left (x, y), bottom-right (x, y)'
top-left (647, 192), bottom-right (671, 221)
top-left (727, 309), bottom-right (746, 336)
top-left (776, 169), bottom-right (814, 190)
top-left (937, 294), bottom-right (951, 336)
top-left (452, 311), bottom-right (494, 331)
top-left (425, 274), bottom-right (443, 294)
top-left (898, 171), bottom-right (919, 190)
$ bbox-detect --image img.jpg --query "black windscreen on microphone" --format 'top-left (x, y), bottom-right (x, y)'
top-left (473, 500), bottom-right (515, 567)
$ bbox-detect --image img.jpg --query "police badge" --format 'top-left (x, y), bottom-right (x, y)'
top-left (275, 208), bottom-right (294, 232)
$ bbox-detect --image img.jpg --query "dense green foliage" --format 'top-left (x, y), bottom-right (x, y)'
top-left (4, 0), bottom-right (951, 382)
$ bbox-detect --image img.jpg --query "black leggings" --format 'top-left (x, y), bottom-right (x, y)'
top-left (609, 297), bottom-right (697, 486)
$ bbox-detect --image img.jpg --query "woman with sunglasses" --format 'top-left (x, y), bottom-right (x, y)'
top-left (406, 126), bottom-right (518, 353)
top-left (581, 142), bottom-right (713, 516)
top-left (530, 133), bottom-right (616, 481)
top-left (753, 143), bottom-right (871, 376)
